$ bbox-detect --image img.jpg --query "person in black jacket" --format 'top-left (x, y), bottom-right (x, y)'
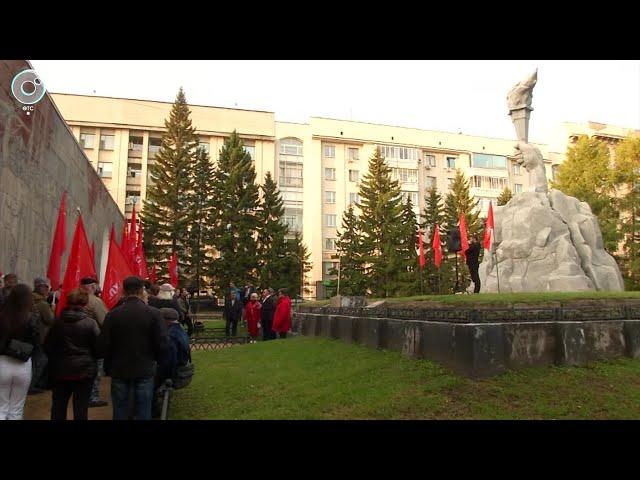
top-left (223, 291), bottom-right (243, 337)
top-left (100, 276), bottom-right (167, 420)
top-left (260, 288), bottom-right (277, 340)
top-left (148, 284), bottom-right (184, 325)
top-left (466, 236), bottom-right (482, 294)
top-left (44, 288), bottom-right (101, 420)
top-left (0, 284), bottom-right (39, 420)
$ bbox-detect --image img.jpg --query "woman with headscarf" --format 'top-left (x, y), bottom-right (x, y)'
top-left (243, 292), bottom-right (262, 343)
top-left (271, 288), bottom-right (292, 339)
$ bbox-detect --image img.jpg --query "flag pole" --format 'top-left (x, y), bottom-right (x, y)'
top-left (494, 249), bottom-right (501, 294)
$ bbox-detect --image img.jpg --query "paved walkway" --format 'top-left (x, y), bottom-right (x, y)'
top-left (23, 377), bottom-right (113, 420)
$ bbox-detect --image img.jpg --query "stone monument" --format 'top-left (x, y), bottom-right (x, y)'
top-left (478, 70), bottom-right (625, 292)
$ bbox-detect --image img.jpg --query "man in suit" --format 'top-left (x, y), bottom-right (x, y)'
top-left (223, 290), bottom-right (243, 337)
top-left (260, 288), bottom-right (277, 341)
top-left (466, 236), bottom-right (482, 294)
top-left (100, 276), bottom-right (167, 420)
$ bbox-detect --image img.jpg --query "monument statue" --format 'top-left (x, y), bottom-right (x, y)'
top-left (477, 69), bottom-right (624, 293)
top-left (513, 141), bottom-right (548, 194)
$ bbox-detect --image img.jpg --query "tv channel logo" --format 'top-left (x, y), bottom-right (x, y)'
top-left (11, 69), bottom-right (46, 106)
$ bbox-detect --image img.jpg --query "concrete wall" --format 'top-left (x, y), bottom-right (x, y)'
top-left (0, 60), bottom-right (124, 285)
top-left (294, 308), bottom-right (640, 377)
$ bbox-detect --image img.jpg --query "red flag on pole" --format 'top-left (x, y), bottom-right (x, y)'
top-left (56, 214), bottom-right (97, 316)
top-left (102, 225), bottom-right (135, 310)
top-left (169, 252), bottom-right (178, 288)
top-left (149, 264), bottom-right (157, 284)
top-left (47, 191), bottom-right (67, 291)
top-left (128, 204), bottom-right (138, 266)
top-left (418, 229), bottom-right (425, 269)
top-left (134, 220), bottom-right (149, 279)
top-left (484, 201), bottom-right (495, 252)
top-left (432, 224), bottom-right (443, 268)
top-left (459, 213), bottom-right (469, 261)
top-left (121, 221), bottom-right (129, 253)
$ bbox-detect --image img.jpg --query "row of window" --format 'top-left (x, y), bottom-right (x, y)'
top-left (471, 175), bottom-right (509, 191)
top-left (324, 168), bottom-right (359, 182)
top-left (80, 133), bottom-right (115, 150)
top-left (379, 145), bottom-right (420, 161)
top-left (323, 145), bottom-right (359, 160)
top-left (323, 191), bottom-right (362, 205)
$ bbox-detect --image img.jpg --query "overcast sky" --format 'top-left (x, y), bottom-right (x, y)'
top-left (30, 60), bottom-right (640, 145)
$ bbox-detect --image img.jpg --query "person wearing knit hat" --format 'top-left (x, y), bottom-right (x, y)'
top-left (156, 308), bottom-right (190, 386)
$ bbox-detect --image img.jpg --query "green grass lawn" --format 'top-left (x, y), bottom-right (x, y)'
top-left (304, 291), bottom-right (640, 308)
top-left (171, 336), bottom-right (640, 420)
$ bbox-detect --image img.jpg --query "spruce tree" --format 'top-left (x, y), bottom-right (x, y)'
top-left (256, 172), bottom-right (290, 290)
top-left (282, 233), bottom-right (312, 298)
top-left (185, 146), bottom-right (215, 292)
top-left (209, 131), bottom-right (260, 295)
top-left (358, 147), bottom-right (404, 297)
top-left (142, 87), bottom-right (198, 280)
top-left (443, 169), bottom-right (481, 292)
top-left (393, 197), bottom-right (420, 296)
top-left (497, 186), bottom-right (513, 206)
top-left (422, 188), bottom-right (453, 294)
top-left (331, 205), bottom-right (367, 295)
top-left (552, 136), bottom-right (619, 252)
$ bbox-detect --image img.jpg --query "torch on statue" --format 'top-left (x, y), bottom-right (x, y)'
top-left (507, 68), bottom-right (537, 142)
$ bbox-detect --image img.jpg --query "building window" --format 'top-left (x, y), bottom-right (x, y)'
top-left (325, 238), bottom-right (337, 250)
top-left (323, 261), bottom-right (339, 276)
top-left (472, 175), bottom-right (508, 191)
top-left (425, 154), bottom-right (436, 167)
top-left (325, 191), bottom-right (336, 204)
top-left (148, 137), bottom-right (162, 158)
top-left (325, 214), bottom-right (336, 227)
top-left (348, 148), bottom-right (359, 161)
top-left (279, 162), bottom-right (303, 187)
top-left (323, 145), bottom-right (335, 158)
top-left (349, 170), bottom-right (359, 182)
top-left (425, 176), bottom-right (437, 190)
top-left (392, 168), bottom-right (418, 184)
top-left (325, 168), bottom-right (336, 180)
top-left (514, 183), bottom-right (523, 194)
top-left (126, 191), bottom-right (140, 205)
top-left (349, 192), bottom-right (360, 206)
top-left (283, 208), bottom-right (303, 233)
top-left (127, 163), bottom-right (142, 178)
top-left (472, 153), bottom-right (507, 169)
top-left (79, 133), bottom-right (95, 149)
top-left (199, 141), bottom-right (210, 154)
top-left (379, 145), bottom-right (419, 160)
top-left (128, 135), bottom-right (144, 151)
top-left (446, 157), bottom-right (456, 169)
top-left (282, 191), bottom-right (303, 203)
top-left (513, 163), bottom-right (521, 175)
top-left (99, 134), bottom-right (115, 150)
top-left (97, 162), bottom-right (113, 178)
top-left (243, 142), bottom-right (255, 159)
top-left (280, 138), bottom-right (303, 156)
top-left (401, 191), bottom-right (419, 205)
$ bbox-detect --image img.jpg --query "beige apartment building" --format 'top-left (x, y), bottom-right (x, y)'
top-left (52, 92), bottom-right (630, 298)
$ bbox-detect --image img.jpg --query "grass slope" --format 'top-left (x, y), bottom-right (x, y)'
top-left (172, 336), bottom-right (640, 420)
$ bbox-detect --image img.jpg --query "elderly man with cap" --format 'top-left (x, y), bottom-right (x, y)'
top-left (80, 276), bottom-right (109, 407)
top-left (148, 283), bottom-right (185, 327)
top-left (28, 277), bottom-right (55, 393)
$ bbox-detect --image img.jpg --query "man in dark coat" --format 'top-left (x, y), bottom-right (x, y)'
top-left (466, 236), bottom-right (482, 294)
top-left (260, 288), bottom-right (277, 341)
top-left (223, 291), bottom-right (243, 337)
top-left (100, 276), bottom-right (167, 420)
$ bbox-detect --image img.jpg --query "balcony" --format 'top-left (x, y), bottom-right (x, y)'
top-left (279, 176), bottom-right (303, 188)
top-left (127, 174), bottom-right (142, 186)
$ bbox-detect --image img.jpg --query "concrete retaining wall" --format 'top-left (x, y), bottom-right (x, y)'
top-left (0, 60), bottom-right (124, 284)
top-left (294, 311), bottom-right (640, 377)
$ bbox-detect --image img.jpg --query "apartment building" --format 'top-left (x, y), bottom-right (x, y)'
top-left (54, 93), bottom-right (629, 298)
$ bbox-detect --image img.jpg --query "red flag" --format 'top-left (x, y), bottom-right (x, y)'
top-left (56, 214), bottom-right (97, 316)
top-left (432, 224), bottom-right (443, 268)
top-left (459, 213), bottom-right (469, 261)
top-left (149, 264), bottom-right (157, 284)
top-left (103, 225), bottom-right (134, 310)
top-left (134, 220), bottom-right (149, 279)
top-left (169, 252), bottom-right (178, 288)
top-left (121, 221), bottom-right (129, 252)
top-left (418, 229), bottom-right (425, 269)
top-left (484, 201), bottom-right (495, 252)
top-left (128, 204), bottom-right (138, 265)
top-left (47, 191), bottom-right (67, 290)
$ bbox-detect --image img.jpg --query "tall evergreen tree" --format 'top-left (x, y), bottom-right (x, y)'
top-left (422, 188), bottom-right (454, 294)
top-left (497, 186), bottom-right (513, 206)
top-left (393, 197), bottom-right (420, 296)
top-left (552, 135), bottom-right (619, 252)
top-left (358, 148), bottom-right (404, 297)
top-left (209, 131), bottom-right (260, 295)
top-left (331, 205), bottom-right (367, 295)
top-left (185, 146), bottom-right (215, 292)
top-left (443, 169), bottom-right (481, 292)
top-left (256, 172), bottom-right (290, 290)
top-left (613, 136), bottom-right (640, 290)
top-left (142, 87), bottom-right (198, 280)
top-left (282, 233), bottom-right (312, 298)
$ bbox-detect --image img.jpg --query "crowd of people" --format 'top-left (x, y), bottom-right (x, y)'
top-left (0, 272), bottom-right (295, 421)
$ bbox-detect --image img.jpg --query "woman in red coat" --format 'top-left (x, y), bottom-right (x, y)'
top-left (244, 293), bottom-right (262, 343)
top-left (271, 289), bottom-right (292, 339)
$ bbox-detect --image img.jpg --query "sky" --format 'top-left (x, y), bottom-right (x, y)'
top-left (30, 60), bottom-right (640, 145)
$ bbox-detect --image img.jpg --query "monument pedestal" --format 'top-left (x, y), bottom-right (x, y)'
top-left (508, 107), bottom-right (532, 142)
